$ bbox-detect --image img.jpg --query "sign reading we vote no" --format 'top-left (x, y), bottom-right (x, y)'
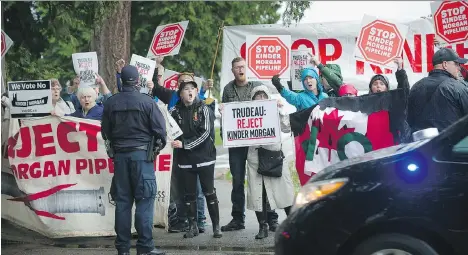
top-left (8, 80), bottom-right (53, 118)
top-left (222, 99), bottom-right (281, 148)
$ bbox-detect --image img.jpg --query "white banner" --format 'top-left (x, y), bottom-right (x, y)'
top-left (130, 54), bottom-right (156, 94)
top-left (291, 50), bottom-right (314, 90)
top-left (72, 52), bottom-right (99, 88)
top-left (354, 15), bottom-right (409, 68)
top-left (222, 99), bottom-right (281, 148)
top-left (2, 112), bottom-right (173, 237)
top-left (147, 21), bottom-right (189, 58)
top-left (7, 80), bottom-right (52, 118)
top-left (221, 18), bottom-right (468, 94)
top-left (1, 30), bottom-right (14, 58)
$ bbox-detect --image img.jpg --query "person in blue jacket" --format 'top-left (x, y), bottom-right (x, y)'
top-left (271, 68), bottom-right (328, 111)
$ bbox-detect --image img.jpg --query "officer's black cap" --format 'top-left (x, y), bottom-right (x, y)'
top-left (432, 47), bottom-right (468, 66)
top-left (177, 81), bottom-right (198, 96)
top-left (121, 65), bottom-right (139, 86)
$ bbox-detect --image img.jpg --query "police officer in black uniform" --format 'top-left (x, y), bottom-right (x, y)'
top-left (102, 65), bottom-right (167, 255)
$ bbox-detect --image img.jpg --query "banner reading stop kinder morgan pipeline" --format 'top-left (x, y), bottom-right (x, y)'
top-left (221, 18), bottom-right (468, 93)
top-left (2, 114), bottom-right (173, 237)
top-left (222, 99), bottom-right (281, 148)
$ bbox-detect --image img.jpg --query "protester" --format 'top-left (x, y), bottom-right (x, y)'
top-left (246, 85), bottom-right (295, 240)
top-left (272, 68), bottom-right (328, 111)
top-left (51, 78), bottom-right (75, 115)
top-left (150, 71), bottom-right (209, 234)
top-left (338, 83), bottom-right (358, 97)
top-left (102, 65), bottom-right (167, 255)
top-left (220, 57), bottom-right (280, 232)
top-left (408, 48), bottom-right (468, 133)
top-left (309, 54), bottom-right (343, 97)
top-left (61, 87), bottom-right (103, 121)
top-left (70, 74), bottom-right (112, 110)
top-left (170, 80), bottom-right (222, 239)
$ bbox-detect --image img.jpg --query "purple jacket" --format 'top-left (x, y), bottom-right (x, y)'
top-left (66, 104), bottom-right (103, 121)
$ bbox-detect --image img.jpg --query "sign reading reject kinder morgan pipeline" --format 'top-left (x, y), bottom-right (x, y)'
top-left (8, 80), bottom-right (52, 118)
top-left (3, 112), bottom-right (174, 237)
top-left (222, 99), bottom-right (281, 148)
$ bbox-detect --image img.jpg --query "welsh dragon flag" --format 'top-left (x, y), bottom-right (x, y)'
top-left (290, 89), bottom-right (408, 186)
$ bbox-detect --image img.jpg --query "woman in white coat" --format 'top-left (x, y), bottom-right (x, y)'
top-left (246, 85), bottom-right (295, 240)
top-left (51, 79), bottom-right (75, 115)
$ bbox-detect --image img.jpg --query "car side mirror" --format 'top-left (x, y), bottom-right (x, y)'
top-left (412, 128), bottom-right (439, 142)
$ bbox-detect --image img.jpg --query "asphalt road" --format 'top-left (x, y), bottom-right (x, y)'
top-left (2, 179), bottom-right (286, 254)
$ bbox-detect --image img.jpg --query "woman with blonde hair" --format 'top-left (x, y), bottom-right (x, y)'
top-left (50, 78), bottom-right (75, 115)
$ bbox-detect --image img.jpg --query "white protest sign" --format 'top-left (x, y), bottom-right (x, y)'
top-left (291, 50), bottom-right (313, 90)
top-left (7, 80), bottom-right (52, 118)
top-left (162, 69), bottom-right (203, 91)
top-left (222, 99), bottom-right (281, 148)
top-left (166, 114), bottom-right (183, 141)
top-left (72, 52), bottom-right (99, 88)
top-left (1, 30), bottom-right (14, 58)
top-left (354, 15), bottom-right (409, 68)
top-left (147, 21), bottom-right (189, 58)
top-left (246, 35), bottom-right (291, 81)
top-left (130, 54), bottom-right (156, 94)
top-left (431, 1), bottom-right (468, 45)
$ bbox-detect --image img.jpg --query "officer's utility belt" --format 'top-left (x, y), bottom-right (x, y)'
top-left (114, 145), bottom-right (147, 153)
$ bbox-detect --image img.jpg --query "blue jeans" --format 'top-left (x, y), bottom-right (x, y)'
top-left (113, 150), bottom-right (156, 254)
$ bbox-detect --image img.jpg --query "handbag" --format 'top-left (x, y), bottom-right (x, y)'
top-left (257, 146), bottom-right (284, 177)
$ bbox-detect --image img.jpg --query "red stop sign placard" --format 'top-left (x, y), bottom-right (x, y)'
top-left (164, 74), bottom-right (179, 91)
top-left (434, 1), bottom-right (468, 44)
top-left (1, 32), bottom-right (6, 57)
top-left (150, 24), bottom-right (184, 56)
top-left (357, 20), bottom-right (403, 66)
top-left (248, 37), bottom-right (290, 79)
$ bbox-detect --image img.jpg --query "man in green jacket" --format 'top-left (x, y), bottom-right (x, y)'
top-left (287, 54), bottom-right (343, 97)
top-left (310, 54), bottom-right (343, 97)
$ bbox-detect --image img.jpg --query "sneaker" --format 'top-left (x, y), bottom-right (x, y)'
top-left (168, 220), bottom-right (188, 233)
top-left (220, 219), bottom-right (245, 232)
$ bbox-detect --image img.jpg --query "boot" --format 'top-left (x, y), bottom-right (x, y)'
top-left (183, 201), bottom-right (199, 238)
top-left (206, 192), bottom-right (222, 238)
top-left (254, 211), bottom-right (269, 239)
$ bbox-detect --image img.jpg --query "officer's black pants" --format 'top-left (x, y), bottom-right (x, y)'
top-left (183, 165), bottom-right (215, 203)
top-left (113, 150), bottom-right (155, 254)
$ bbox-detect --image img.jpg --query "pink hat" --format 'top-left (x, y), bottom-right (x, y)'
top-left (338, 84), bottom-right (358, 97)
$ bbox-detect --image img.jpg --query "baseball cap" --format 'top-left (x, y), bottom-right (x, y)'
top-left (432, 48), bottom-right (468, 66)
top-left (121, 65), bottom-right (139, 85)
top-left (177, 81), bottom-right (198, 96)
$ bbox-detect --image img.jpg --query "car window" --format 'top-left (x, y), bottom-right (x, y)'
top-left (453, 136), bottom-right (468, 156)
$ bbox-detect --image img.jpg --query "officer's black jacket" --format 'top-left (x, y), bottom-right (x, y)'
top-left (101, 86), bottom-right (166, 149)
top-left (408, 69), bottom-right (468, 133)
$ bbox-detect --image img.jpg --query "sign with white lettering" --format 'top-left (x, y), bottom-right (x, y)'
top-left (222, 99), bottom-right (281, 148)
top-left (7, 80), bottom-right (52, 118)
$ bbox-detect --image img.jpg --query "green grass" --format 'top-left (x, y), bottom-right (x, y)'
top-left (215, 127), bottom-right (222, 146)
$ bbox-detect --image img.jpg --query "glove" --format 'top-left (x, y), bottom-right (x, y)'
top-left (271, 74), bottom-right (283, 93)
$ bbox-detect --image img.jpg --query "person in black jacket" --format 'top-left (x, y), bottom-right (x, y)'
top-left (408, 48), bottom-right (468, 133)
top-left (170, 80), bottom-right (222, 239)
top-left (102, 65), bottom-right (167, 255)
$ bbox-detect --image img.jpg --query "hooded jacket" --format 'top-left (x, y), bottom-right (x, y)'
top-left (251, 85), bottom-right (291, 133)
top-left (279, 68), bottom-right (328, 111)
top-left (170, 97), bottom-right (216, 169)
top-left (317, 63), bottom-right (343, 97)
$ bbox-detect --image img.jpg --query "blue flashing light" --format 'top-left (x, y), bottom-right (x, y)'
top-left (407, 163), bottom-right (418, 172)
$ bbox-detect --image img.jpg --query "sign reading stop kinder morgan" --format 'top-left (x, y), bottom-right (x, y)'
top-left (162, 69), bottom-right (203, 91)
top-left (246, 35), bottom-right (291, 81)
top-left (147, 21), bottom-right (189, 58)
top-left (432, 0), bottom-right (468, 44)
top-left (355, 15), bottom-right (409, 67)
top-left (222, 99), bottom-right (281, 148)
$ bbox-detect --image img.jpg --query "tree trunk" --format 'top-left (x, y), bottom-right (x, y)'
top-left (91, 1), bottom-right (131, 93)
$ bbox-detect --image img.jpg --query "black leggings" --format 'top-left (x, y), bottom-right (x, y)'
top-left (183, 165), bottom-right (215, 202)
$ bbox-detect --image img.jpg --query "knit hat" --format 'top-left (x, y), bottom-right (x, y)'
top-left (338, 83), bottom-right (358, 97)
top-left (368, 74), bottom-right (389, 91)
